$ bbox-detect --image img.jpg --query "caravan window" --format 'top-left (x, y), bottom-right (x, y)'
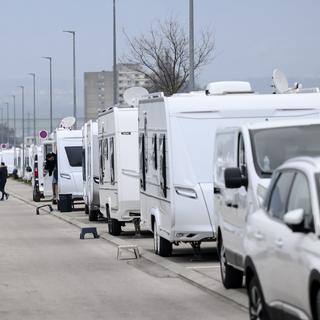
top-left (110, 137), bottom-right (115, 185)
top-left (104, 138), bottom-right (108, 160)
top-left (152, 134), bottom-right (157, 170)
top-left (82, 148), bottom-right (86, 181)
top-left (159, 135), bottom-right (167, 198)
top-left (65, 146), bottom-right (82, 167)
top-left (99, 139), bottom-right (104, 183)
top-left (139, 133), bottom-right (146, 191)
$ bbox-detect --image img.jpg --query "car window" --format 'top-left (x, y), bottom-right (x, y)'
top-left (268, 171), bottom-right (295, 220)
top-left (288, 173), bottom-right (314, 230)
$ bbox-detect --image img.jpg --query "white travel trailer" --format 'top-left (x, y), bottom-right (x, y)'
top-left (138, 82), bottom-right (320, 256)
top-left (82, 121), bottom-right (100, 221)
top-left (23, 146), bottom-right (33, 181)
top-left (98, 106), bottom-right (139, 235)
top-left (31, 140), bottom-right (54, 202)
top-left (214, 118), bottom-right (320, 288)
top-left (0, 148), bottom-right (15, 175)
top-left (52, 119), bottom-right (83, 212)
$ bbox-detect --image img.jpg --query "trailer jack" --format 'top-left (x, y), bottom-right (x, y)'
top-left (133, 218), bottom-right (141, 237)
top-left (190, 241), bottom-right (203, 261)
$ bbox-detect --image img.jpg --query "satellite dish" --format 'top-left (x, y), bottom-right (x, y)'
top-left (273, 69), bottom-right (289, 93)
top-left (60, 116), bottom-right (76, 129)
top-left (123, 87), bottom-right (149, 106)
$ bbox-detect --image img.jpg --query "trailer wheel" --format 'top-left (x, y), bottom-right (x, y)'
top-left (33, 190), bottom-right (41, 202)
top-left (88, 208), bottom-right (99, 222)
top-left (153, 220), bottom-right (172, 257)
top-left (108, 218), bottom-right (121, 236)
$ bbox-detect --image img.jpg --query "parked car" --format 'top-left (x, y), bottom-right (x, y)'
top-left (244, 157), bottom-right (320, 320)
top-left (214, 119), bottom-right (320, 289)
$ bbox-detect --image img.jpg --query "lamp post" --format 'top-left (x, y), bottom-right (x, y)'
top-left (113, 0), bottom-right (118, 105)
top-left (63, 30), bottom-right (77, 128)
top-left (42, 56), bottom-right (53, 133)
top-left (0, 107), bottom-right (3, 144)
top-left (189, 0), bottom-right (195, 92)
top-left (12, 95), bottom-right (16, 166)
top-left (28, 73), bottom-right (36, 144)
top-left (18, 85), bottom-right (25, 177)
top-left (5, 102), bottom-right (9, 144)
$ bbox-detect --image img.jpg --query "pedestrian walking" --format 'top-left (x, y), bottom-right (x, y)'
top-left (0, 162), bottom-right (9, 200)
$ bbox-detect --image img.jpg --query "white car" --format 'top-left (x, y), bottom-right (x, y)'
top-left (244, 157), bottom-right (320, 320)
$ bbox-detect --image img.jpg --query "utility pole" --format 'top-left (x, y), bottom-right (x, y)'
top-left (28, 73), bottom-right (36, 144)
top-left (42, 57), bottom-right (53, 133)
top-left (12, 95), bottom-right (16, 166)
top-left (18, 85), bottom-right (25, 178)
top-left (5, 102), bottom-right (9, 144)
top-left (113, 0), bottom-right (118, 105)
top-left (189, 0), bottom-right (195, 92)
top-left (63, 30), bottom-right (77, 128)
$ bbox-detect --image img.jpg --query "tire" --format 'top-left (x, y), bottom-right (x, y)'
top-left (108, 218), bottom-right (122, 236)
top-left (219, 238), bottom-right (243, 289)
top-left (33, 190), bottom-right (41, 202)
top-left (315, 289), bottom-right (320, 320)
top-left (153, 219), bottom-right (172, 257)
top-left (89, 208), bottom-right (99, 222)
top-left (248, 275), bottom-right (269, 320)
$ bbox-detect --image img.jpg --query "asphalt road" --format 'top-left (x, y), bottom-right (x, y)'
top-left (0, 187), bottom-right (248, 320)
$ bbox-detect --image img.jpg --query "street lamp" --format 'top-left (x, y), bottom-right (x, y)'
top-left (113, 0), bottom-right (118, 105)
top-left (28, 73), bottom-right (36, 144)
top-left (12, 95), bottom-right (17, 166)
top-left (0, 107), bottom-right (3, 144)
top-left (63, 30), bottom-right (77, 128)
top-left (189, 0), bottom-right (195, 92)
top-left (17, 85), bottom-right (25, 178)
top-left (42, 56), bottom-right (53, 133)
top-left (5, 102), bottom-right (9, 144)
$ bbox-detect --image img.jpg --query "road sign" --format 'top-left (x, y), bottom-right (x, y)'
top-left (39, 130), bottom-right (48, 140)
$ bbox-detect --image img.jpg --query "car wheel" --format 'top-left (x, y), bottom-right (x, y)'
top-left (316, 289), bottom-right (320, 320)
top-left (33, 190), bottom-right (41, 202)
top-left (248, 275), bottom-right (269, 320)
top-left (219, 238), bottom-right (243, 289)
top-left (153, 219), bottom-right (172, 257)
top-left (88, 209), bottom-right (99, 222)
top-left (108, 218), bottom-right (121, 236)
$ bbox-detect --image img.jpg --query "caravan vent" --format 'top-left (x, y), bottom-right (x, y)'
top-left (205, 81), bottom-right (254, 95)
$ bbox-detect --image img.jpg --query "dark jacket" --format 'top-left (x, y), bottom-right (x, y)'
top-left (0, 166), bottom-right (8, 188)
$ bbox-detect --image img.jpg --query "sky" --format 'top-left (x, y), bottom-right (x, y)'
top-left (1, 0), bottom-right (320, 130)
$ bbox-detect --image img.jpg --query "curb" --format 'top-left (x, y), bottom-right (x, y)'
top-left (8, 186), bottom-right (248, 310)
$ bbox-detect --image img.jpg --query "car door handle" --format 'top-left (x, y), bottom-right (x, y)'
top-left (275, 239), bottom-right (283, 248)
top-left (253, 231), bottom-right (264, 241)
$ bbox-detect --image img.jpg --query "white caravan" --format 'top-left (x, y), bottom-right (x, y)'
top-left (53, 125), bottom-right (83, 212)
top-left (23, 146), bottom-right (33, 181)
top-left (0, 148), bottom-right (15, 175)
top-left (214, 117), bottom-right (320, 288)
top-left (82, 120), bottom-right (100, 221)
top-left (138, 82), bottom-right (320, 256)
top-left (31, 140), bottom-right (54, 202)
top-left (98, 106), bottom-right (139, 235)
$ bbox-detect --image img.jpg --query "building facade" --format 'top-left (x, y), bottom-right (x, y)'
top-left (84, 64), bottom-right (151, 121)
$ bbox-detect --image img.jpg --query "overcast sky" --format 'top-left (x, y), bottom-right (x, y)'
top-left (1, 0), bottom-right (320, 124)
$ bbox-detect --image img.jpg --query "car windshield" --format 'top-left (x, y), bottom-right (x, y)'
top-left (251, 124), bottom-right (320, 177)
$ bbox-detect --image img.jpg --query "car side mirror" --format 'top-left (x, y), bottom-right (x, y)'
top-left (224, 167), bottom-right (248, 189)
top-left (284, 209), bottom-right (306, 233)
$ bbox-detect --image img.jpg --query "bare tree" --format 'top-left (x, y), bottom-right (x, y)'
top-left (125, 19), bottom-right (215, 96)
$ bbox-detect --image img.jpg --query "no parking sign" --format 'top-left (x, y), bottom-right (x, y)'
top-left (39, 130), bottom-right (48, 140)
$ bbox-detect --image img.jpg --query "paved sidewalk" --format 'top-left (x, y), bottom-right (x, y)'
top-left (6, 178), bottom-right (248, 309)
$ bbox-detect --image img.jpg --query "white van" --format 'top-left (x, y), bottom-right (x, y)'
top-left (31, 140), bottom-right (54, 202)
top-left (98, 106), bottom-right (139, 235)
top-left (214, 117), bottom-right (320, 288)
top-left (139, 83), bottom-right (320, 257)
top-left (82, 120), bottom-right (100, 221)
top-left (53, 128), bottom-right (83, 212)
